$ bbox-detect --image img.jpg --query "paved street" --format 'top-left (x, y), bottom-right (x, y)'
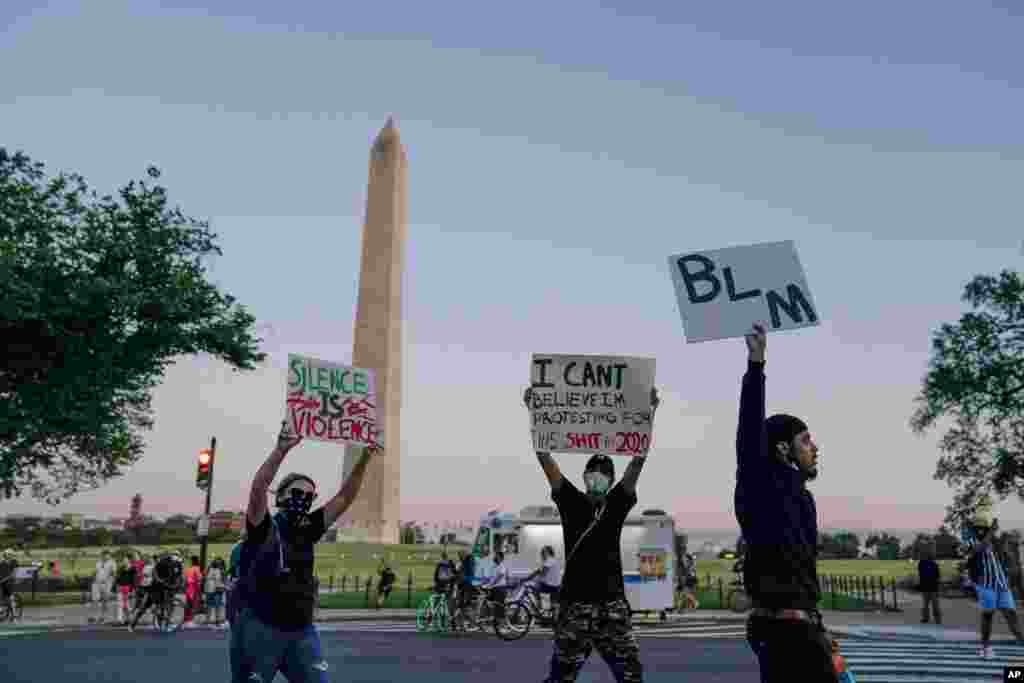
top-left (7, 616), bottom-right (1024, 681)
top-left (2, 623), bottom-right (760, 682)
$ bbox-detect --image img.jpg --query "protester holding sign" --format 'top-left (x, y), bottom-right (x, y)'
top-left (231, 420), bottom-right (380, 683)
top-left (525, 384), bottom-right (660, 683)
top-left (735, 323), bottom-right (836, 682)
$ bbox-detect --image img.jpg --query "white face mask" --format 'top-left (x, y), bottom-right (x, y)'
top-left (584, 471), bottom-right (611, 495)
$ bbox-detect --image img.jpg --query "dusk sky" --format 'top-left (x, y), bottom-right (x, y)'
top-left (3, 1), bottom-right (1023, 531)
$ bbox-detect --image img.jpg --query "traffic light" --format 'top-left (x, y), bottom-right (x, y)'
top-left (196, 448), bottom-right (213, 490)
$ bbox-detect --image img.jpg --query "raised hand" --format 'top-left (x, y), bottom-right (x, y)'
top-left (276, 420), bottom-right (303, 453)
top-left (650, 387), bottom-right (661, 413)
top-left (523, 387), bottom-right (533, 409)
top-left (744, 323), bottom-right (767, 362)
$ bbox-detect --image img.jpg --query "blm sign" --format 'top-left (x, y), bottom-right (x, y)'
top-left (667, 240), bottom-right (819, 343)
top-left (529, 354), bottom-right (656, 456)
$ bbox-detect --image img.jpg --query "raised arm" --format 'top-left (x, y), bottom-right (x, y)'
top-left (526, 387), bottom-right (565, 491)
top-left (621, 387), bottom-right (660, 497)
top-left (737, 324), bottom-right (767, 475)
top-left (246, 421), bottom-right (303, 527)
top-left (322, 445), bottom-right (379, 528)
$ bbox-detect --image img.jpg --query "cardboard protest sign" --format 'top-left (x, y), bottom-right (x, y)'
top-left (285, 354), bottom-right (381, 447)
top-left (667, 240), bottom-right (819, 343)
top-left (529, 354), bottom-right (655, 456)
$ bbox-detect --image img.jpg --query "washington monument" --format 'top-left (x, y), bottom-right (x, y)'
top-left (339, 118), bottom-right (406, 544)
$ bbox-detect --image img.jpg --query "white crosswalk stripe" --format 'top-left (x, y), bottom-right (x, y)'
top-left (315, 619), bottom-right (746, 639)
top-left (839, 639), bottom-right (1024, 682)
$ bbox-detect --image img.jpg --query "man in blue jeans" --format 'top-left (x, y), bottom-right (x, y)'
top-left (231, 421), bottom-right (379, 682)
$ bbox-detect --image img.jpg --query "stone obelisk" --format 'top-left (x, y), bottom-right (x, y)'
top-left (339, 118), bottom-right (406, 544)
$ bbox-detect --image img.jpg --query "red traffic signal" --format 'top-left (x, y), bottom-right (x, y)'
top-left (196, 448), bottom-right (213, 489)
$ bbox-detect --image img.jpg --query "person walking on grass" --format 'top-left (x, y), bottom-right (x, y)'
top-left (524, 384), bottom-right (661, 683)
top-left (965, 512), bottom-right (1024, 659)
top-left (735, 323), bottom-right (836, 682)
top-left (231, 420), bottom-right (378, 683)
top-left (917, 544), bottom-right (942, 625)
top-left (376, 562), bottom-right (396, 609)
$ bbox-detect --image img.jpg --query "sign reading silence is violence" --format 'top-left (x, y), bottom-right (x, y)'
top-left (667, 240), bottom-right (820, 343)
top-left (285, 354), bottom-right (381, 447)
top-left (528, 354), bottom-right (656, 456)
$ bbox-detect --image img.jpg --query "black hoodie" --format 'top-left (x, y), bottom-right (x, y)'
top-left (734, 360), bottom-right (820, 610)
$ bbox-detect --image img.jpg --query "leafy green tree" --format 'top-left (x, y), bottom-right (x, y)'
top-left (866, 533), bottom-right (901, 560)
top-left (0, 149), bottom-right (266, 502)
top-left (911, 270), bottom-right (1024, 527)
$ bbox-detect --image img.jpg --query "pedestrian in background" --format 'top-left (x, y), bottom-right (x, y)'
top-left (182, 555), bottom-right (202, 629)
top-left (205, 557), bottom-right (227, 628)
top-left (90, 550), bottom-right (117, 624)
top-left (115, 556), bottom-right (137, 625)
top-left (917, 544), bottom-right (942, 624)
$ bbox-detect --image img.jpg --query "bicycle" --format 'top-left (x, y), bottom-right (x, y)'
top-left (450, 586), bottom-right (518, 639)
top-left (416, 591), bottom-right (451, 633)
top-left (1, 593), bottom-right (22, 622)
top-left (500, 581), bottom-right (560, 640)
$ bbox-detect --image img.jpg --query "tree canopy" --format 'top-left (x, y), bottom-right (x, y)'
top-left (0, 149), bottom-right (266, 503)
top-left (911, 270), bottom-right (1024, 528)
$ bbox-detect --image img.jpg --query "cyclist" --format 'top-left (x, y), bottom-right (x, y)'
top-left (483, 551), bottom-right (510, 621)
top-left (434, 551), bottom-right (457, 616)
top-left (130, 553), bottom-right (182, 631)
top-left (523, 546), bottom-right (561, 619)
top-left (0, 549), bottom-right (17, 615)
top-left (455, 549), bottom-right (477, 612)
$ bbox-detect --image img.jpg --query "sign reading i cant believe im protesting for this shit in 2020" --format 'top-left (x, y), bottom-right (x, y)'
top-left (667, 240), bottom-right (820, 344)
top-left (285, 354), bottom-right (381, 447)
top-left (529, 354), bottom-right (656, 457)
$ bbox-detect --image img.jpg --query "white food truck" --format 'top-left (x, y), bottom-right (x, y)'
top-left (468, 505), bottom-right (677, 617)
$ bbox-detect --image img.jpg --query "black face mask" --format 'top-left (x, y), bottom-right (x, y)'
top-left (277, 487), bottom-right (315, 523)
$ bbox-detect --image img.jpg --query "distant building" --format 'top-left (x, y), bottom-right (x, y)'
top-left (209, 510), bottom-right (244, 531)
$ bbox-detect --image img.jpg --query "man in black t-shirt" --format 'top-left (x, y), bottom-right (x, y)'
top-left (231, 421), bottom-right (379, 683)
top-left (525, 385), bottom-right (660, 683)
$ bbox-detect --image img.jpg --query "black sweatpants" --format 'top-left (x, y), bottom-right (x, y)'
top-left (746, 616), bottom-right (838, 683)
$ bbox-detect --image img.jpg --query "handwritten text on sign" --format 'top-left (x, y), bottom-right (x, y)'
top-left (529, 354), bottom-right (655, 456)
top-left (285, 354), bottom-right (381, 447)
top-left (667, 240), bottom-right (819, 344)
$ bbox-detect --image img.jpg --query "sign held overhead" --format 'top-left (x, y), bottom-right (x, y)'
top-left (667, 240), bottom-right (820, 343)
top-left (528, 354), bottom-right (656, 456)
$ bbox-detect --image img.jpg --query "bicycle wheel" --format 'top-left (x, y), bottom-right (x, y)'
top-left (729, 589), bottom-right (750, 613)
top-left (416, 597), bottom-right (434, 631)
top-left (432, 599), bottom-right (450, 632)
top-left (495, 600), bottom-right (532, 641)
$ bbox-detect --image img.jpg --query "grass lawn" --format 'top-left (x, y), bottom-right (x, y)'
top-left (15, 545), bottom-right (954, 610)
top-left (20, 541), bottom-right (456, 588)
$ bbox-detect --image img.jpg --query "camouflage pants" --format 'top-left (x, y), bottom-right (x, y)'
top-left (545, 598), bottom-right (642, 683)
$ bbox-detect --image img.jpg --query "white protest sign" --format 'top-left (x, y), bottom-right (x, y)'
top-left (529, 354), bottom-right (656, 456)
top-left (667, 240), bottom-right (819, 343)
top-left (285, 354), bottom-right (382, 447)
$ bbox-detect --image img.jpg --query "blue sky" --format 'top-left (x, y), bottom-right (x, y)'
top-left (2, 1), bottom-right (1023, 531)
